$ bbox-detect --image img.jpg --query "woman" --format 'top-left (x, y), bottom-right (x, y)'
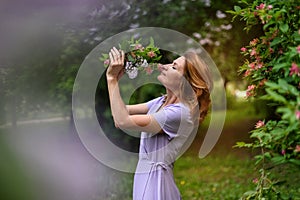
top-left (106, 47), bottom-right (213, 200)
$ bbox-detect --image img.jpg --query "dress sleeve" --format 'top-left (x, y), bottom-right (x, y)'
top-left (146, 96), bottom-right (165, 110)
top-left (151, 104), bottom-right (190, 140)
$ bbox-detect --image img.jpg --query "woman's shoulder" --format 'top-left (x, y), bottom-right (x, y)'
top-left (146, 95), bottom-right (166, 108)
top-left (163, 103), bottom-right (191, 120)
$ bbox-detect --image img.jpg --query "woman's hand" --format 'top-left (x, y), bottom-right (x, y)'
top-left (106, 47), bottom-right (125, 81)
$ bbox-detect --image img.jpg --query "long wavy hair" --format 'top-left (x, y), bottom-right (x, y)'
top-left (180, 51), bottom-right (213, 123)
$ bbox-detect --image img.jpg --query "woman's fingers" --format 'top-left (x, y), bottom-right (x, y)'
top-left (109, 51), bottom-right (114, 62)
top-left (109, 47), bottom-right (124, 64)
top-left (106, 48), bottom-right (125, 80)
top-left (121, 50), bottom-right (125, 63)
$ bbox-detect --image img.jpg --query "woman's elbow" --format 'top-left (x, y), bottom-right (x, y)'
top-left (115, 120), bottom-right (130, 130)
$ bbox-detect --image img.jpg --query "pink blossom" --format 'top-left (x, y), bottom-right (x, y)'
top-left (289, 62), bottom-right (300, 76)
top-left (297, 45), bottom-right (300, 54)
top-left (255, 120), bottom-right (265, 129)
top-left (246, 85), bottom-right (256, 97)
top-left (256, 56), bottom-right (261, 62)
top-left (134, 44), bottom-right (143, 50)
top-left (296, 110), bottom-right (300, 120)
top-left (247, 85), bottom-right (255, 90)
top-left (147, 51), bottom-right (156, 58)
top-left (144, 66), bottom-right (153, 75)
top-left (249, 62), bottom-right (256, 69)
top-left (256, 3), bottom-right (265, 10)
top-left (252, 178), bottom-right (259, 184)
top-left (244, 70), bottom-right (251, 77)
top-left (259, 79), bottom-right (267, 86)
top-left (240, 47), bottom-right (247, 52)
top-left (256, 63), bottom-right (263, 69)
top-left (279, 48), bottom-right (283, 54)
top-left (250, 38), bottom-right (259, 46)
top-left (104, 59), bottom-right (110, 66)
top-left (295, 145), bottom-right (300, 153)
top-left (267, 5), bottom-right (273, 10)
top-left (250, 48), bottom-right (257, 57)
top-left (269, 48), bottom-right (274, 53)
top-left (281, 149), bottom-right (286, 155)
top-left (259, 16), bottom-right (266, 24)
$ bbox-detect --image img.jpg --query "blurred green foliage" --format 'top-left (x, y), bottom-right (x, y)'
top-left (0, 129), bottom-right (33, 200)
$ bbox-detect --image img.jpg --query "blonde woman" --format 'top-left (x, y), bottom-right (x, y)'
top-left (106, 47), bottom-right (213, 200)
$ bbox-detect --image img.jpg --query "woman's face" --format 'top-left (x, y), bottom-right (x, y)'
top-left (157, 56), bottom-right (186, 90)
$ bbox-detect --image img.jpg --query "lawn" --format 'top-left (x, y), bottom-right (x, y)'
top-left (174, 155), bottom-right (256, 200)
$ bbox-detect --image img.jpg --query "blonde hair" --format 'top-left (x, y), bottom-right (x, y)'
top-left (181, 51), bottom-right (213, 123)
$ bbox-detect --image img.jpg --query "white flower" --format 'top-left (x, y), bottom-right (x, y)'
top-left (216, 10), bottom-right (226, 19)
top-left (125, 62), bottom-right (138, 79)
top-left (141, 59), bottom-right (148, 68)
top-left (215, 41), bottom-right (220, 46)
top-left (205, 22), bottom-right (211, 27)
top-left (193, 32), bottom-right (202, 39)
top-left (125, 61), bottom-right (132, 70)
top-left (220, 24), bottom-right (232, 30)
top-left (126, 67), bottom-right (138, 79)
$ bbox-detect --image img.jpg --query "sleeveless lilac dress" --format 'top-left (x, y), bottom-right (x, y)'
top-left (133, 96), bottom-right (196, 200)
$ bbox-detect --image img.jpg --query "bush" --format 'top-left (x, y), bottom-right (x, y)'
top-left (228, 0), bottom-right (300, 199)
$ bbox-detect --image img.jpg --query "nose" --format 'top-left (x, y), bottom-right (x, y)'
top-left (158, 64), bottom-right (171, 72)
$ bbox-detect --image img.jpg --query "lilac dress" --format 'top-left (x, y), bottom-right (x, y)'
top-left (133, 96), bottom-right (196, 200)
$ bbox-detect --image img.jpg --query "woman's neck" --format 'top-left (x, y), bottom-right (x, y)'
top-left (164, 90), bottom-right (180, 105)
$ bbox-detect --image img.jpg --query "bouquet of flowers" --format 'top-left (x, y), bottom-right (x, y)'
top-left (100, 37), bottom-right (162, 79)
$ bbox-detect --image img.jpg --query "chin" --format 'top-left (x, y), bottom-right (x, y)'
top-left (157, 74), bottom-right (163, 82)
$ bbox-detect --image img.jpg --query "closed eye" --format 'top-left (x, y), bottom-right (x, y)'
top-left (172, 62), bottom-right (177, 70)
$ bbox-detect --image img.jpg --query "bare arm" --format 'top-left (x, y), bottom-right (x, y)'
top-left (106, 47), bottom-right (161, 133)
top-left (126, 103), bottom-right (149, 115)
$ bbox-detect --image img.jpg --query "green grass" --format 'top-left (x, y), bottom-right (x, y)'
top-left (174, 154), bottom-right (256, 200)
top-left (0, 129), bottom-right (34, 200)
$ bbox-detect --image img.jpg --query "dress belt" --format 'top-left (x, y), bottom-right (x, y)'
top-left (141, 161), bottom-right (169, 200)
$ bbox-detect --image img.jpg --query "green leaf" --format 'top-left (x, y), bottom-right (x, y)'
top-left (234, 6), bottom-right (241, 12)
top-left (278, 79), bottom-right (300, 96)
top-left (234, 142), bottom-right (253, 148)
top-left (279, 23), bottom-right (289, 33)
top-left (289, 159), bottom-right (300, 166)
top-left (272, 63), bottom-right (288, 72)
top-left (265, 88), bottom-right (287, 103)
top-left (149, 37), bottom-right (155, 48)
top-left (242, 190), bottom-right (256, 198)
top-left (270, 37), bottom-right (283, 47)
top-left (294, 32), bottom-right (300, 42)
top-left (271, 156), bottom-right (286, 165)
top-left (264, 81), bottom-right (280, 89)
top-left (263, 21), bottom-right (276, 31)
top-left (277, 107), bottom-right (294, 121)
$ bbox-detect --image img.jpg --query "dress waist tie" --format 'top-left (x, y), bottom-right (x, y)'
top-left (141, 161), bottom-right (169, 200)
